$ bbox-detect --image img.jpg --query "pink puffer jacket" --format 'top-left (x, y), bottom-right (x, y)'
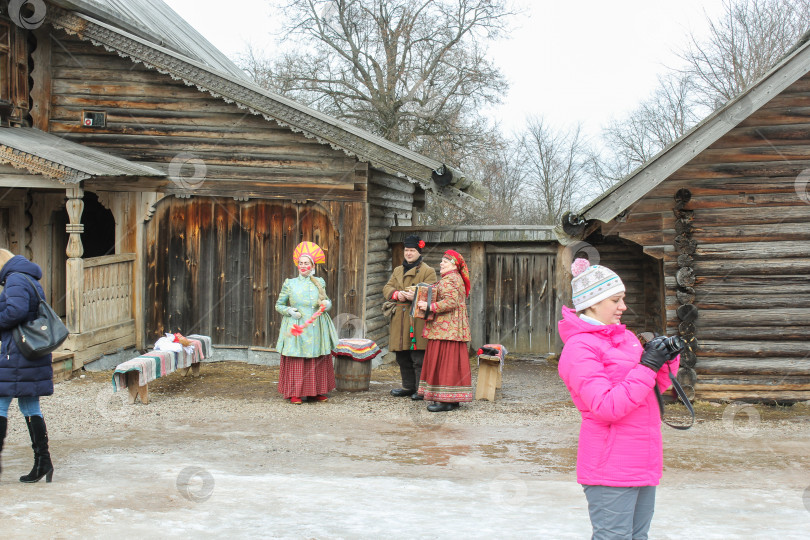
top-left (557, 306), bottom-right (679, 487)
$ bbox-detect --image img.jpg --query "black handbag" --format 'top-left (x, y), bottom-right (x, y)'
top-left (10, 273), bottom-right (69, 359)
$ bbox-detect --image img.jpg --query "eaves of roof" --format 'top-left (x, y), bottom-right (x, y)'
top-left (0, 126), bottom-right (164, 183)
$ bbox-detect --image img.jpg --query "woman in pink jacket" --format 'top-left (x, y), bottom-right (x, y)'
top-left (558, 258), bottom-right (680, 540)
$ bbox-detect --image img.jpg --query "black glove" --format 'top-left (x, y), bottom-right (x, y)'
top-left (639, 338), bottom-right (669, 372)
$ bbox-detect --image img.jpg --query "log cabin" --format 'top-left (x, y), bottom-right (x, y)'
top-left (0, 0), bottom-right (482, 377)
top-left (561, 32), bottom-right (810, 402)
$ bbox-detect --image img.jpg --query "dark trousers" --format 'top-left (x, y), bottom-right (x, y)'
top-left (395, 349), bottom-right (425, 391)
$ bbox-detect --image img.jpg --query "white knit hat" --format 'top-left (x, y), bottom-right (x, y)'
top-left (571, 258), bottom-right (625, 312)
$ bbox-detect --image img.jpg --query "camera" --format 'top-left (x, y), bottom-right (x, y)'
top-left (648, 334), bottom-right (685, 362)
top-left (661, 335), bottom-right (686, 355)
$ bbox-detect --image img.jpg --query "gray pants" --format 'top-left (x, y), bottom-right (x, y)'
top-left (582, 485), bottom-right (656, 540)
top-left (395, 349), bottom-right (425, 391)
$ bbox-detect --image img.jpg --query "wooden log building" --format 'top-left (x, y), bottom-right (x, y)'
top-left (0, 0), bottom-right (482, 377)
top-left (562, 32), bottom-right (810, 402)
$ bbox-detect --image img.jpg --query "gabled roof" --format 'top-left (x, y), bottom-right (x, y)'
top-left (49, 0), bottom-right (247, 80)
top-left (45, 2), bottom-right (480, 206)
top-left (0, 127), bottom-right (164, 182)
top-left (575, 31), bottom-right (810, 224)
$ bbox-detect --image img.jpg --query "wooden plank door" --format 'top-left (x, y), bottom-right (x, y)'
top-left (485, 252), bottom-right (555, 353)
top-left (146, 197), bottom-right (343, 347)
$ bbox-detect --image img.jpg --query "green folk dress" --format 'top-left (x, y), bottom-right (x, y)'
top-left (275, 275), bottom-right (339, 358)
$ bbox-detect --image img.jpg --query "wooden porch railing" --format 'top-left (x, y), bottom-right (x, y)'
top-left (67, 253), bottom-right (135, 334)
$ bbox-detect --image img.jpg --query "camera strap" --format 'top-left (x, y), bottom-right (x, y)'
top-left (654, 368), bottom-right (695, 430)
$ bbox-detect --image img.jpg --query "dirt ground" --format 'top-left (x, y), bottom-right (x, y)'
top-left (0, 356), bottom-right (808, 539)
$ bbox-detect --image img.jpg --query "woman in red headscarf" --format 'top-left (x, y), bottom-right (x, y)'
top-left (415, 249), bottom-right (472, 412)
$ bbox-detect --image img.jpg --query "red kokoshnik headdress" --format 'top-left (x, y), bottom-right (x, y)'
top-left (444, 249), bottom-right (471, 297)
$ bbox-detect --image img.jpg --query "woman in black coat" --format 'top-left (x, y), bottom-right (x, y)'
top-left (0, 249), bottom-right (54, 483)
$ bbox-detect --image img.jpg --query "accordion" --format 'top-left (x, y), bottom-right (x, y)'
top-left (410, 282), bottom-right (437, 321)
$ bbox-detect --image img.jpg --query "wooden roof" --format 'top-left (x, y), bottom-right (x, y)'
top-left (49, 0), bottom-right (247, 80)
top-left (574, 31), bottom-right (810, 224)
top-left (44, 2), bottom-right (479, 206)
top-left (390, 225), bottom-right (558, 243)
top-left (0, 127), bottom-right (164, 182)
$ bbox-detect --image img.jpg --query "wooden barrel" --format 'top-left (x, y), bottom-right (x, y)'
top-left (334, 356), bottom-right (372, 391)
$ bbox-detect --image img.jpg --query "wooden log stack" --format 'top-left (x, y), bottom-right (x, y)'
top-left (673, 189), bottom-right (698, 393)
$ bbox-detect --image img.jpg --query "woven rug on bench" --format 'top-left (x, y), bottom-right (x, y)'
top-left (112, 336), bottom-right (210, 391)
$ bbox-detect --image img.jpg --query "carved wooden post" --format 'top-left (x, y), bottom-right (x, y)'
top-left (65, 186), bottom-right (84, 335)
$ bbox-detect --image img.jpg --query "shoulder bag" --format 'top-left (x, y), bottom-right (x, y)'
top-left (11, 273), bottom-right (69, 359)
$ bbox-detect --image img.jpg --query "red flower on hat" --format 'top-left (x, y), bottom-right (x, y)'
top-left (418, 240), bottom-right (425, 249)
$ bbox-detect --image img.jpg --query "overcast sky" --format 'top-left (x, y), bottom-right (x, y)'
top-left (163, 0), bottom-right (729, 139)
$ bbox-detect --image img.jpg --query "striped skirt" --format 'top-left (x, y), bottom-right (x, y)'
top-left (418, 340), bottom-right (473, 403)
top-left (278, 354), bottom-right (336, 399)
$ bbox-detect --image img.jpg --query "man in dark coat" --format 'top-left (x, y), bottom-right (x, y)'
top-left (383, 235), bottom-right (436, 399)
top-left (0, 251), bottom-right (55, 483)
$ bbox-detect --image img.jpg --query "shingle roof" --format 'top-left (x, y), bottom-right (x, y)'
top-left (0, 127), bottom-right (164, 182)
top-left (49, 0), bottom-right (247, 80)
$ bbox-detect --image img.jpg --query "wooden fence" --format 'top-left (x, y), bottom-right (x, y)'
top-left (79, 253), bottom-right (135, 333)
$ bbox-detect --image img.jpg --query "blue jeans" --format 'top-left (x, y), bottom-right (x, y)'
top-left (0, 396), bottom-right (43, 417)
top-left (583, 485), bottom-right (656, 540)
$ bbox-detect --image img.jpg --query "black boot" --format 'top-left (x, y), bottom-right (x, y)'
top-left (20, 415), bottom-right (53, 483)
top-left (0, 416), bottom-right (6, 477)
top-left (393, 351), bottom-right (416, 396)
top-left (427, 402), bottom-right (454, 412)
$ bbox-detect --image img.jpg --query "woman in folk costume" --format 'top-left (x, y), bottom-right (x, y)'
top-left (415, 249), bottom-right (472, 412)
top-left (383, 234), bottom-right (436, 400)
top-left (275, 242), bottom-right (339, 404)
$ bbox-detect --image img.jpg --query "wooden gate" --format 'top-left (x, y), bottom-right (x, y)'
top-left (485, 249), bottom-right (557, 354)
top-left (146, 197), bottom-right (364, 347)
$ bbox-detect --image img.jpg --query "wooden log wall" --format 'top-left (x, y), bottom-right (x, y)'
top-left (46, 33), bottom-right (361, 201)
top-left (365, 170), bottom-right (418, 349)
top-left (602, 72), bottom-right (810, 401)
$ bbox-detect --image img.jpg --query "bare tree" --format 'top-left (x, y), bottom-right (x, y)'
top-left (598, 73), bottom-right (703, 184)
top-left (521, 118), bottom-right (593, 225)
top-left (239, 0), bottom-right (513, 162)
top-left (681, 0), bottom-right (810, 109)
top-left (594, 0), bottom-right (810, 188)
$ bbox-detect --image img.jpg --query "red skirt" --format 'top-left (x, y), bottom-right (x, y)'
top-left (418, 340), bottom-right (473, 402)
top-left (278, 354), bottom-right (336, 399)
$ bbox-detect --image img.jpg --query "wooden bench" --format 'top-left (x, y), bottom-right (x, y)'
top-left (475, 353), bottom-right (504, 401)
top-left (112, 335), bottom-right (212, 404)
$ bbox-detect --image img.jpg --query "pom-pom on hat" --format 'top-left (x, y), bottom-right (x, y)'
top-left (571, 258), bottom-right (625, 312)
top-left (403, 234), bottom-right (425, 253)
top-left (293, 241), bottom-right (326, 265)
